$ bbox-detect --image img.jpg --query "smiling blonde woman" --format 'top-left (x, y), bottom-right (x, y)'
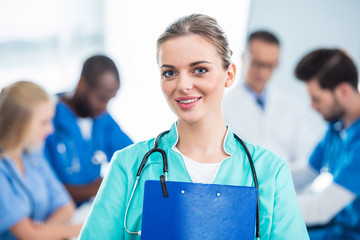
top-left (80, 14), bottom-right (309, 240)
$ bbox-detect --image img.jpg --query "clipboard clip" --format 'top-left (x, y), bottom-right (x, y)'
top-left (160, 175), bottom-right (169, 197)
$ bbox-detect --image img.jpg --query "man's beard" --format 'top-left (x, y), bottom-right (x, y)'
top-left (324, 96), bottom-right (345, 122)
top-left (73, 95), bottom-right (93, 118)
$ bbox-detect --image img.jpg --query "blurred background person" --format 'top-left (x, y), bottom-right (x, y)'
top-left (0, 81), bottom-right (81, 240)
top-left (223, 30), bottom-right (319, 167)
top-left (294, 48), bottom-right (360, 239)
top-left (45, 55), bottom-right (133, 206)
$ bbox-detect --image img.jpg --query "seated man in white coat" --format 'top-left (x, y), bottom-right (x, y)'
top-left (223, 30), bottom-right (323, 166)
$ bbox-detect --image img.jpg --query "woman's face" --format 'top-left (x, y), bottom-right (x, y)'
top-left (26, 101), bottom-right (55, 149)
top-left (158, 34), bottom-right (235, 124)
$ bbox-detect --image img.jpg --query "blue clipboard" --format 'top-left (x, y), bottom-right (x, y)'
top-left (141, 180), bottom-right (258, 240)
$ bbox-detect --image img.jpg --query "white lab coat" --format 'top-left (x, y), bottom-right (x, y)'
top-left (223, 83), bottom-right (324, 166)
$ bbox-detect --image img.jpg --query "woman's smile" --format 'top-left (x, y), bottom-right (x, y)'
top-left (159, 34), bottom-right (233, 123)
top-left (175, 96), bottom-right (202, 110)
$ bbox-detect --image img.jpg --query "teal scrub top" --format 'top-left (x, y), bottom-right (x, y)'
top-left (80, 123), bottom-right (309, 240)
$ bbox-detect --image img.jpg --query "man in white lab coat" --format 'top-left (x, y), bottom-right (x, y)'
top-left (223, 31), bottom-right (322, 166)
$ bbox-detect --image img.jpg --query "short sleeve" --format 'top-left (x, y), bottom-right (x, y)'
top-left (0, 169), bottom-right (29, 233)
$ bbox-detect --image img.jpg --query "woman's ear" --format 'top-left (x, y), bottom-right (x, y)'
top-left (225, 63), bottom-right (236, 88)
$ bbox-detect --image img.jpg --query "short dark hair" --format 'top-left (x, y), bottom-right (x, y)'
top-left (81, 55), bottom-right (120, 88)
top-left (248, 30), bottom-right (280, 46)
top-left (295, 49), bottom-right (358, 90)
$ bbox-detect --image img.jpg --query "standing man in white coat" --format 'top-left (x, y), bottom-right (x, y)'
top-left (223, 30), bottom-right (322, 166)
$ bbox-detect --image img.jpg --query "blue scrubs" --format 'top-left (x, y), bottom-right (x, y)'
top-left (0, 150), bottom-right (71, 240)
top-left (80, 123), bottom-right (309, 239)
top-left (309, 118), bottom-right (360, 239)
top-left (45, 96), bottom-right (133, 185)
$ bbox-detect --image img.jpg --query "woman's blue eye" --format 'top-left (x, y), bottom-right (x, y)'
top-left (162, 71), bottom-right (176, 78)
top-left (194, 68), bottom-right (207, 74)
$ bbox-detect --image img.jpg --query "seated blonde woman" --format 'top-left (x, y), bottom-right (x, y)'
top-left (0, 81), bottom-right (82, 240)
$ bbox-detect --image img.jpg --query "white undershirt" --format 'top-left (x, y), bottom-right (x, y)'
top-left (173, 147), bottom-right (222, 184)
top-left (76, 117), bottom-right (93, 140)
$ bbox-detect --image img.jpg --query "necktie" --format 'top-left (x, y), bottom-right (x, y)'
top-left (256, 97), bottom-right (265, 110)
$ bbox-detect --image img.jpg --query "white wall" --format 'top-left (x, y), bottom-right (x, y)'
top-left (0, 0), bottom-right (105, 94)
top-left (0, 0), bottom-right (251, 143)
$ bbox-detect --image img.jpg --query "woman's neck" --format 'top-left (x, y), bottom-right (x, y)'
top-left (176, 116), bottom-right (229, 163)
top-left (4, 149), bottom-right (24, 174)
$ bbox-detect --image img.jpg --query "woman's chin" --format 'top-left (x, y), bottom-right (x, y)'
top-left (25, 142), bottom-right (44, 153)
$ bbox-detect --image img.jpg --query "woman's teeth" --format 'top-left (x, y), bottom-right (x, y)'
top-left (178, 98), bottom-right (199, 104)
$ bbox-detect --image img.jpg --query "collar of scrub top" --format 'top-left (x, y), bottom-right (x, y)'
top-left (330, 117), bottom-right (360, 145)
top-left (332, 120), bottom-right (346, 137)
top-left (126, 122), bottom-right (260, 239)
top-left (242, 82), bottom-right (267, 110)
top-left (333, 117), bottom-right (360, 132)
top-left (0, 151), bottom-right (36, 219)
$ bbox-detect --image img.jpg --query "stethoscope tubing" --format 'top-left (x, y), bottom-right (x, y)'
top-left (233, 134), bottom-right (260, 239)
top-left (125, 130), bottom-right (261, 239)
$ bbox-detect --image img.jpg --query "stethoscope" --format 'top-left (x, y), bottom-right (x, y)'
top-left (321, 121), bottom-right (346, 174)
top-left (124, 130), bottom-right (260, 239)
top-left (54, 125), bottom-right (108, 175)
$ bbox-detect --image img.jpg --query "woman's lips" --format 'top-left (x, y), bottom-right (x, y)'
top-left (175, 96), bottom-right (201, 110)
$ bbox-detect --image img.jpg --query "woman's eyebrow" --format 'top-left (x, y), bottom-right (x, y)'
top-left (159, 64), bottom-right (175, 68)
top-left (160, 61), bottom-right (211, 68)
top-left (189, 61), bottom-right (211, 66)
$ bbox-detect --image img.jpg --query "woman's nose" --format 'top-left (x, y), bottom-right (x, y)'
top-left (177, 74), bottom-right (193, 93)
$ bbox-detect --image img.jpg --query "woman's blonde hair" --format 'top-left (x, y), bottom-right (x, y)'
top-left (156, 13), bottom-right (233, 70)
top-left (0, 81), bottom-right (51, 153)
